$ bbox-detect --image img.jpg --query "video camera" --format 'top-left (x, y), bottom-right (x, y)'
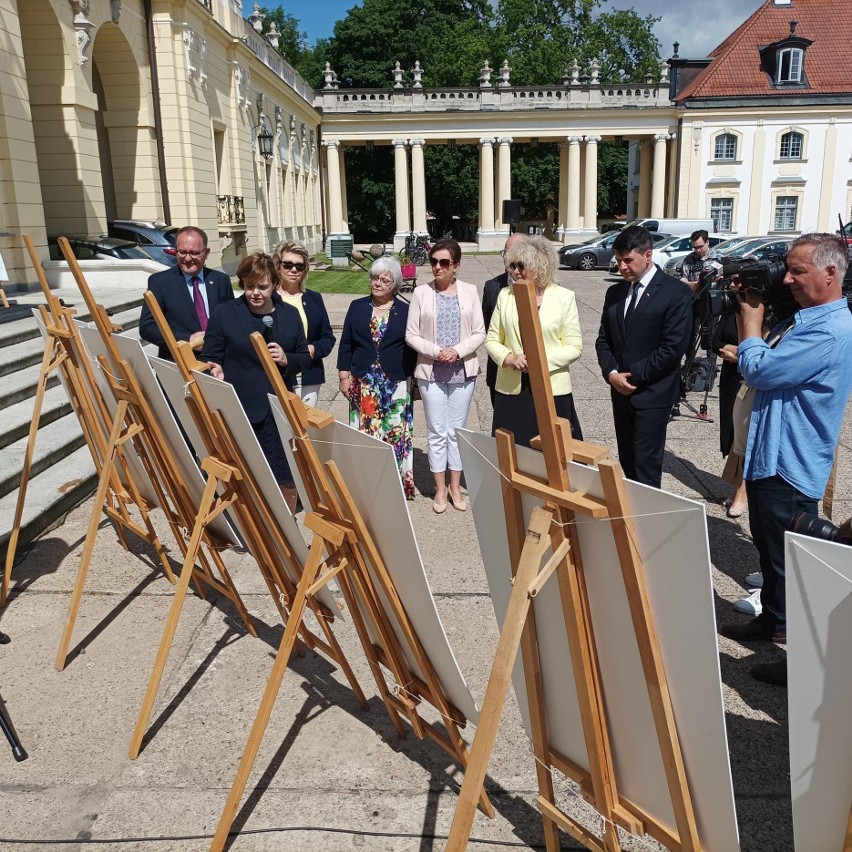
top-left (697, 253), bottom-right (798, 326)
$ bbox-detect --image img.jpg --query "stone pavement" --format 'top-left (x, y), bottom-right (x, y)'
top-left (1, 253), bottom-right (849, 851)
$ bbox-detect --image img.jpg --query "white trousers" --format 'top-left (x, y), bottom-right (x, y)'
top-left (417, 378), bottom-right (475, 473)
top-left (292, 381), bottom-right (321, 409)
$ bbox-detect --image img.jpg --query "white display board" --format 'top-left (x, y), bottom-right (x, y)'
top-left (272, 400), bottom-right (480, 725)
top-left (787, 532), bottom-right (852, 851)
top-left (151, 360), bottom-right (337, 616)
top-left (111, 332), bottom-right (238, 544)
top-left (457, 429), bottom-right (739, 852)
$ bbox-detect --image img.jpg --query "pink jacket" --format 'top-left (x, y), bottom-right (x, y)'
top-left (405, 279), bottom-right (486, 381)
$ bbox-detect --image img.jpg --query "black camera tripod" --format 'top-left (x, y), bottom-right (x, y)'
top-left (0, 631), bottom-right (28, 762)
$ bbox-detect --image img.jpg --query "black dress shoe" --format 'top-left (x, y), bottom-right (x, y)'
top-left (719, 618), bottom-right (786, 643)
top-left (751, 659), bottom-right (787, 687)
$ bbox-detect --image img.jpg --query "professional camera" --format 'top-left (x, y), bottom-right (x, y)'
top-left (790, 512), bottom-right (852, 546)
top-left (697, 254), bottom-right (797, 325)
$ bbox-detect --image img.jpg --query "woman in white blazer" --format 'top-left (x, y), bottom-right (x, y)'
top-left (405, 239), bottom-right (486, 513)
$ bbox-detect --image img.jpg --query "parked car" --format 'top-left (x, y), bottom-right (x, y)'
top-left (837, 222), bottom-right (852, 245)
top-left (108, 219), bottom-right (179, 266)
top-left (48, 236), bottom-right (166, 265)
top-left (560, 230), bottom-right (670, 271)
top-left (665, 236), bottom-right (793, 277)
top-left (611, 234), bottom-right (727, 274)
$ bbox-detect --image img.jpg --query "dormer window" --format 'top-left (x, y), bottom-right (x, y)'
top-left (758, 20), bottom-right (812, 89)
top-left (776, 47), bottom-right (803, 83)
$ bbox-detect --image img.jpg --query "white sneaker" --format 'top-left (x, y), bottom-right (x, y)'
top-left (734, 588), bottom-right (763, 616)
top-left (745, 572), bottom-right (763, 589)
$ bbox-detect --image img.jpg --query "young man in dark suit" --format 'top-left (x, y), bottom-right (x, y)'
top-left (139, 225), bottom-right (234, 359)
top-left (595, 225), bottom-right (693, 488)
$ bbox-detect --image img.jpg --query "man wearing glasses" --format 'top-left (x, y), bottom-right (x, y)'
top-left (139, 225), bottom-right (234, 359)
top-left (681, 230), bottom-right (720, 294)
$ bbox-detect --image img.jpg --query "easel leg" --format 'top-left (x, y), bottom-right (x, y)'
top-left (210, 534), bottom-right (328, 852)
top-left (55, 403), bottom-right (128, 671)
top-left (2, 344), bottom-right (56, 607)
top-left (447, 510), bottom-right (553, 851)
top-left (129, 473), bottom-right (221, 759)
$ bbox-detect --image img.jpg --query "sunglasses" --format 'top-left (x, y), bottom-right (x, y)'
top-left (429, 257), bottom-right (453, 269)
top-left (280, 260), bottom-right (306, 272)
top-left (508, 261), bottom-right (526, 273)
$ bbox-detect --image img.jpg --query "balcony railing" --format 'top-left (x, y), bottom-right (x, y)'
top-left (217, 195), bottom-right (245, 226)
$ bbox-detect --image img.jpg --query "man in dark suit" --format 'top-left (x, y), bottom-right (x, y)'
top-left (595, 225), bottom-right (693, 488)
top-left (139, 225), bottom-right (234, 359)
top-left (482, 232), bottom-right (526, 404)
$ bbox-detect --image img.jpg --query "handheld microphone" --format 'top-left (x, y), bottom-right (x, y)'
top-left (261, 314), bottom-right (274, 342)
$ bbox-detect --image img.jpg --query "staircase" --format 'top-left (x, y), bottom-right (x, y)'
top-left (0, 290), bottom-right (147, 563)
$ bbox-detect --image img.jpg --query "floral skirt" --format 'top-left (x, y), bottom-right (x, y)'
top-left (349, 368), bottom-right (415, 500)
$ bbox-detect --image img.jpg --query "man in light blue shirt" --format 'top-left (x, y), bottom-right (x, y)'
top-left (720, 233), bottom-right (852, 686)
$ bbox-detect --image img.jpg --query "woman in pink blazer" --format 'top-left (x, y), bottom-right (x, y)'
top-left (405, 239), bottom-right (486, 513)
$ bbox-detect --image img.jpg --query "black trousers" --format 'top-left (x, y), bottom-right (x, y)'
top-left (611, 394), bottom-right (671, 488)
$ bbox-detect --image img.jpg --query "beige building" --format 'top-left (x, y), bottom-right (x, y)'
top-left (1, 0), bottom-right (849, 290)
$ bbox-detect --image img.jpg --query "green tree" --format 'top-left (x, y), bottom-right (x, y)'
top-left (259, 6), bottom-right (328, 85)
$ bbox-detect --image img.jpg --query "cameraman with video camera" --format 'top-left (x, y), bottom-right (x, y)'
top-left (720, 234), bottom-right (852, 687)
top-left (681, 230), bottom-right (721, 294)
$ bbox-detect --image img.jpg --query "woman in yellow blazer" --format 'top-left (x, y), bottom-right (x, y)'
top-left (486, 234), bottom-right (583, 447)
top-left (405, 238), bottom-right (485, 513)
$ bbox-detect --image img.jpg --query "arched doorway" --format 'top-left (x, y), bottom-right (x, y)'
top-left (91, 23), bottom-right (143, 223)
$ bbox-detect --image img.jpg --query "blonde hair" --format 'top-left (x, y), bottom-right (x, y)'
top-left (272, 240), bottom-right (310, 290)
top-left (504, 234), bottom-right (557, 288)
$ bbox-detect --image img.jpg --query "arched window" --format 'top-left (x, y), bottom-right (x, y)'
top-left (714, 133), bottom-right (737, 161)
top-left (776, 48), bottom-right (803, 83)
top-left (780, 131), bottom-right (803, 160)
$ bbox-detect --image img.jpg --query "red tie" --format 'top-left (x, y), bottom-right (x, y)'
top-left (191, 276), bottom-right (208, 331)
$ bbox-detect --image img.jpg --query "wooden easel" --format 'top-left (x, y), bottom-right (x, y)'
top-left (2, 235), bottom-right (175, 610)
top-left (129, 293), bottom-right (367, 763)
top-left (48, 240), bottom-right (262, 667)
top-left (207, 331), bottom-right (493, 851)
top-left (447, 279), bottom-right (702, 852)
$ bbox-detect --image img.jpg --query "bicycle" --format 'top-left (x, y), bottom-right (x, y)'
top-left (403, 232), bottom-right (431, 266)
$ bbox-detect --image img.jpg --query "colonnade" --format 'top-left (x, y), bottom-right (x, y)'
top-left (322, 131), bottom-right (672, 251)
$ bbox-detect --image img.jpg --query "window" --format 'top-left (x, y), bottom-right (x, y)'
top-left (774, 196), bottom-right (798, 231)
top-left (776, 48), bottom-right (803, 83)
top-left (711, 198), bottom-right (734, 233)
top-left (714, 134), bottom-right (737, 161)
top-left (780, 131), bottom-right (803, 159)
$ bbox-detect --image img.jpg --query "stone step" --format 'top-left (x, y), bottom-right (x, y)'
top-left (0, 383), bottom-right (73, 452)
top-left (0, 413), bottom-right (88, 501)
top-left (0, 443), bottom-right (96, 563)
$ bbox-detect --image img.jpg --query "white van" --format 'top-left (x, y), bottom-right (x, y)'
top-left (625, 218), bottom-right (715, 236)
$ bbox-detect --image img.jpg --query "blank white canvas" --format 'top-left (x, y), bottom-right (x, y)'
top-left (109, 332), bottom-right (238, 544)
top-left (457, 429), bottom-right (739, 852)
top-left (271, 400), bottom-right (480, 725)
top-left (787, 532), bottom-right (852, 851)
top-left (34, 314), bottom-right (158, 510)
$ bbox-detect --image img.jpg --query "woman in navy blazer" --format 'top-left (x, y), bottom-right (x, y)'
top-left (337, 256), bottom-right (417, 499)
top-left (201, 252), bottom-right (310, 510)
top-left (273, 240), bottom-right (336, 408)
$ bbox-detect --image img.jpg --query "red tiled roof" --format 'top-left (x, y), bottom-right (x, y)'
top-left (676, 0), bottom-right (852, 100)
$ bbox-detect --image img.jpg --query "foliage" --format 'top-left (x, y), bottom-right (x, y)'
top-left (343, 147), bottom-right (396, 241)
top-left (424, 147), bottom-right (481, 237)
top-left (597, 140), bottom-right (629, 215)
top-left (512, 146), bottom-right (560, 219)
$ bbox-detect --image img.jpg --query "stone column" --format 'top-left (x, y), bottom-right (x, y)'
top-left (323, 140), bottom-right (343, 233)
top-left (338, 143), bottom-right (348, 230)
top-left (566, 136), bottom-right (581, 231)
top-left (651, 133), bottom-right (669, 218)
top-left (410, 139), bottom-right (428, 233)
top-left (638, 140), bottom-right (652, 218)
top-left (393, 139), bottom-right (411, 239)
top-left (495, 136), bottom-right (512, 232)
top-left (583, 136), bottom-right (600, 233)
top-left (478, 137), bottom-right (495, 235)
top-left (557, 141), bottom-right (569, 240)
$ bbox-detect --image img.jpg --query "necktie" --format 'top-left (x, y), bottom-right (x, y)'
top-left (192, 276), bottom-right (208, 331)
top-left (625, 283), bottom-right (640, 325)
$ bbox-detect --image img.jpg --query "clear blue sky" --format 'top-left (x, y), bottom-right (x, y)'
top-left (245, 2), bottom-right (360, 44)
top-left (245, 2), bottom-right (761, 59)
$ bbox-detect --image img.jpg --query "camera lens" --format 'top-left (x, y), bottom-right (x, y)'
top-left (790, 512), bottom-right (840, 542)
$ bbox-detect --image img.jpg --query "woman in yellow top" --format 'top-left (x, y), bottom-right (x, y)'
top-left (486, 234), bottom-right (583, 447)
top-left (273, 240), bottom-right (336, 408)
